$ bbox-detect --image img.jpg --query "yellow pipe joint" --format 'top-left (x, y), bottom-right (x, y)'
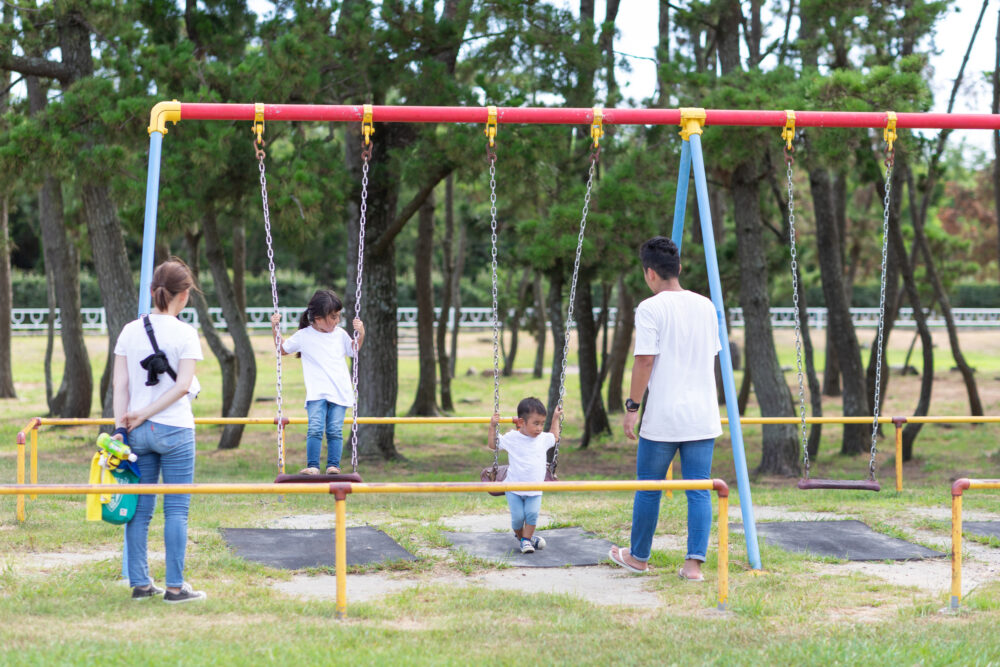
top-left (679, 107), bottom-right (706, 141)
top-left (147, 100), bottom-right (182, 135)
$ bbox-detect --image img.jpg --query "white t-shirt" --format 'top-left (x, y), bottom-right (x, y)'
top-left (498, 430), bottom-right (555, 497)
top-left (282, 325), bottom-right (355, 406)
top-left (114, 314), bottom-right (203, 429)
top-left (633, 289), bottom-right (723, 442)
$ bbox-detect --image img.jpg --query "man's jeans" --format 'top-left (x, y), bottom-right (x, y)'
top-left (306, 400), bottom-right (347, 469)
top-left (630, 436), bottom-right (715, 563)
top-left (126, 421), bottom-right (196, 588)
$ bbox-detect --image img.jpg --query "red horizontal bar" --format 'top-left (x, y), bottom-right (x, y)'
top-left (176, 103), bottom-right (1000, 130)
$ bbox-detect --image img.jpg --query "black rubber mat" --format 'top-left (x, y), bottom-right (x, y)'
top-left (964, 521), bottom-right (1000, 540)
top-left (221, 527), bottom-right (416, 569)
top-left (444, 527), bottom-right (614, 567)
top-left (734, 520), bottom-right (945, 561)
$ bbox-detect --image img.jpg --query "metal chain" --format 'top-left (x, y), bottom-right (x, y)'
top-left (350, 146), bottom-right (371, 474)
top-left (554, 148), bottom-right (599, 472)
top-left (488, 146), bottom-right (501, 472)
top-left (785, 150), bottom-right (809, 478)
top-left (256, 143), bottom-right (284, 474)
top-left (869, 149), bottom-right (894, 481)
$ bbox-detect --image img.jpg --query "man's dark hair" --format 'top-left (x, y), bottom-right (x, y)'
top-left (517, 397), bottom-right (547, 420)
top-left (640, 236), bottom-right (680, 279)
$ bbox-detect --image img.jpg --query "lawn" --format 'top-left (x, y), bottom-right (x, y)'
top-left (2, 327), bottom-right (1000, 665)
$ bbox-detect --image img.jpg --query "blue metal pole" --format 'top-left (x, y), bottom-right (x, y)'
top-left (124, 130), bottom-right (166, 581)
top-left (138, 131), bottom-right (165, 316)
top-left (671, 140), bottom-right (692, 253)
top-left (688, 133), bottom-right (762, 570)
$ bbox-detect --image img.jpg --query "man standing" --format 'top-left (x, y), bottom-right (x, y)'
top-left (609, 236), bottom-right (721, 580)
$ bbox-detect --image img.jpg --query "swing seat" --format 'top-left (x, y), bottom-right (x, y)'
top-left (797, 478), bottom-right (880, 492)
top-left (480, 464), bottom-right (558, 497)
top-left (275, 472), bottom-right (363, 484)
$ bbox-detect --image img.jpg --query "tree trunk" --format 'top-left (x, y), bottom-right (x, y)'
top-left (606, 273), bottom-right (633, 413)
top-left (409, 192), bottom-right (438, 416)
top-left (79, 184), bottom-right (138, 417)
top-left (233, 223), bottom-right (246, 314)
top-left (794, 266), bottom-right (824, 460)
top-left (503, 269), bottom-right (532, 377)
top-left (993, 4), bottom-right (1000, 274)
top-left (436, 174), bottom-right (456, 411)
top-left (545, 271), bottom-right (565, 416)
top-left (807, 162), bottom-right (868, 454)
top-left (532, 272), bottom-right (547, 379)
top-left (822, 334), bottom-right (841, 396)
top-left (449, 221), bottom-right (466, 378)
top-left (185, 230), bottom-right (236, 416)
top-left (575, 274), bottom-right (610, 443)
top-left (0, 196), bottom-right (15, 397)
top-left (730, 161), bottom-right (798, 476)
top-left (203, 208), bottom-right (256, 450)
top-left (346, 125), bottom-right (400, 460)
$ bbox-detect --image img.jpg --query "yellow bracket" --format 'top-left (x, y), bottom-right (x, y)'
top-left (147, 100), bottom-right (181, 135)
top-left (590, 106), bottom-right (604, 147)
top-left (884, 111), bottom-right (898, 152)
top-left (362, 104), bottom-right (375, 146)
top-left (485, 105), bottom-right (498, 146)
top-left (679, 107), bottom-right (706, 141)
top-left (781, 110), bottom-right (796, 150)
top-left (253, 103), bottom-right (265, 146)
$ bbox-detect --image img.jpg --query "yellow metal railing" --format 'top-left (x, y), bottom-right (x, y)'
top-left (0, 478), bottom-right (732, 616)
top-left (949, 478), bottom-right (1000, 609)
top-left (13, 415), bottom-right (1000, 521)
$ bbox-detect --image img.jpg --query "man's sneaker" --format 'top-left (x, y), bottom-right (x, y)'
top-left (298, 467), bottom-right (320, 475)
top-left (520, 538), bottom-right (535, 554)
top-left (531, 536), bottom-right (546, 550)
top-left (325, 465), bottom-right (341, 475)
top-left (131, 583), bottom-right (165, 600)
top-left (163, 582), bottom-right (207, 604)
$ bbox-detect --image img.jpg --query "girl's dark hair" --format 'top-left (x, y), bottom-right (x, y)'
top-left (298, 289), bottom-right (344, 330)
top-left (151, 258), bottom-right (197, 311)
top-left (517, 397), bottom-right (547, 420)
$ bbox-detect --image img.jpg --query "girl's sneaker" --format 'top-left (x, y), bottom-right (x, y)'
top-left (531, 536), bottom-right (546, 550)
top-left (520, 538), bottom-right (535, 554)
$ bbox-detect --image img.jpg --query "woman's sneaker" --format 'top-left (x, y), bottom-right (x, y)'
top-left (298, 467), bottom-right (320, 475)
top-left (131, 583), bottom-right (165, 600)
top-left (163, 582), bottom-right (207, 604)
top-left (520, 538), bottom-right (535, 554)
top-left (531, 536), bottom-right (546, 550)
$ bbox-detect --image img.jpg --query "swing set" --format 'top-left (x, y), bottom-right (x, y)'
top-left (138, 102), bottom-right (1000, 572)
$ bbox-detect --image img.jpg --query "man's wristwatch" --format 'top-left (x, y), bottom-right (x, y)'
top-left (625, 398), bottom-right (641, 413)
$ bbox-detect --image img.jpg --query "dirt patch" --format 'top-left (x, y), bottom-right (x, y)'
top-left (274, 567), bottom-right (664, 608)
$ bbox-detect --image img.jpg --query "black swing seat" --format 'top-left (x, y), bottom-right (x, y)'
top-left (275, 472), bottom-right (363, 484)
top-left (797, 478), bottom-right (880, 492)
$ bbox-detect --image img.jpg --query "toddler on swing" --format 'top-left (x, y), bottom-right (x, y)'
top-left (489, 397), bottom-right (562, 553)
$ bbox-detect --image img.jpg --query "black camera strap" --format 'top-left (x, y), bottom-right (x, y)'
top-left (142, 315), bottom-right (177, 382)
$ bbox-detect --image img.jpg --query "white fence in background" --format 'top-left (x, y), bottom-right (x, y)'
top-left (10, 306), bottom-right (1000, 334)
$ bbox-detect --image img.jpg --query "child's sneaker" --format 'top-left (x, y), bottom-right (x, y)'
top-left (298, 467), bottom-right (320, 475)
top-left (131, 583), bottom-right (165, 600)
top-left (520, 538), bottom-right (535, 554)
top-left (325, 465), bottom-right (341, 475)
top-left (163, 583), bottom-right (207, 604)
top-left (531, 536), bottom-right (546, 550)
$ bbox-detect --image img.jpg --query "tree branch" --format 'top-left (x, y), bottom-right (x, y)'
top-left (370, 160), bottom-right (455, 257)
top-left (0, 53), bottom-right (71, 83)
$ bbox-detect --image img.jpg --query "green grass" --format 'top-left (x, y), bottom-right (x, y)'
top-left (2, 330), bottom-right (1000, 665)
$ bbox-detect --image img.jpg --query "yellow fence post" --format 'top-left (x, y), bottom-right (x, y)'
top-left (951, 479), bottom-right (968, 609)
top-left (30, 420), bottom-right (39, 499)
top-left (331, 483), bottom-right (352, 619)
top-left (666, 462), bottom-right (673, 499)
top-left (16, 430), bottom-right (25, 521)
top-left (715, 480), bottom-right (729, 611)
top-left (893, 417), bottom-right (905, 492)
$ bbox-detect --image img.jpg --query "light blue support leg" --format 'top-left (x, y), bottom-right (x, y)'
top-left (138, 131), bottom-right (165, 316)
top-left (671, 140), bottom-right (692, 253)
top-left (688, 133), bottom-right (762, 570)
top-left (126, 130), bottom-right (166, 581)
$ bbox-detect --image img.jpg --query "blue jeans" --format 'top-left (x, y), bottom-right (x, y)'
top-left (305, 400), bottom-right (347, 469)
top-left (126, 421), bottom-right (196, 588)
top-left (630, 437), bottom-right (715, 563)
top-left (506, 493), bottom-right (542, 531)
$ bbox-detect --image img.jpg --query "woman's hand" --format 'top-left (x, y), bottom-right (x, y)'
top-left (124, 409), bottom-right (149, 430)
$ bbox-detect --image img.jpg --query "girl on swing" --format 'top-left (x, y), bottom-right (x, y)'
top-left (271, 290), bottom-right (365, 475)
top-left (488, 397), bottom-right (562, 553)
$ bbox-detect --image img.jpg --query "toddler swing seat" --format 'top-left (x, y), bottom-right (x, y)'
top-left (275, 472), bottom-right (363, 484)
top-left (480, 462), bottom-right (557, 497)
top-left (796, 478), bottom-right (880, 492)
